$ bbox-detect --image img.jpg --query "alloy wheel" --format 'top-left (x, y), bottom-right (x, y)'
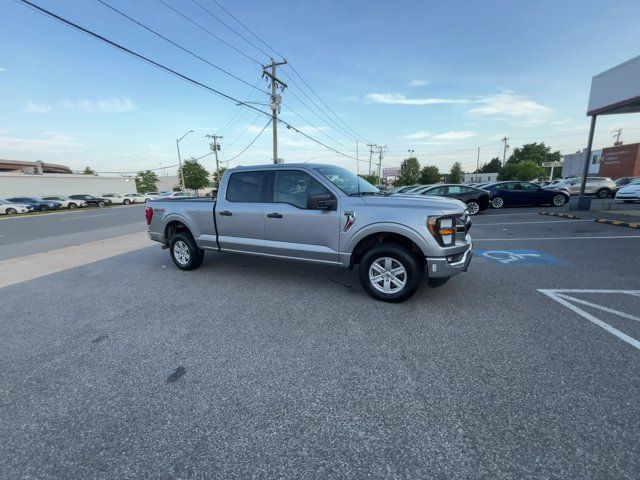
top-left (369, 257), bottom-right (407, 294)
top-left (173, 240), bottom-right (191, 266)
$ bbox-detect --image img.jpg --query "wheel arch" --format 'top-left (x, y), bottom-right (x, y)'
top-left (163, 215), bottom-right (196, 244)
top-left (348, 224), bottom-right (429, 268)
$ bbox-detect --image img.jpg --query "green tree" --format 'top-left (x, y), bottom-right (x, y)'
top-left (135, 170), bottom-right (159, 193)
top-left (358, 173), bottom-right (379, 185)
top-left (497, 161), bottom-right (546, 181)
top-left (419, 165), bottom-right (440, 184)
top-left (83, 166), bottom-right (96, 175)
top-left (397, 157), bottom-right (421, 186)
top-left (507, 142), bottom-right (561, 166)
top-left (212, 166), bottom-right (227, 190)
top-left (178, 158), bottom-right (210, 192)
top-left (479, 157), bottom-right (502, 173)
top-left (449, 162), bottom-right (464, 183)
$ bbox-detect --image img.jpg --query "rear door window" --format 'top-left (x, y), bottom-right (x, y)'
top-left (226, 171), bottom-right (271, 203)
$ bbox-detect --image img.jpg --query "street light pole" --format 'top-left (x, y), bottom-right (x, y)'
top-left (176, 130), bottom-right (193, 191)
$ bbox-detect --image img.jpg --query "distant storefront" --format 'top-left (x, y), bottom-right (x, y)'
top-left (561, 149), bottom-right (602, 178)
top-left (0, 172), bottom-right (137, 197)
top-left (598, 143), bottom-right (640, 179)
top-left (463, 172), bottom-right (498, 183)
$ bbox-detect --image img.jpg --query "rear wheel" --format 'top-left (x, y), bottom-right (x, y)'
top-left (123, 199), bottom-right (131, 205)
top-left (170, 232), bottom-right (204, 271)
top-left (98, 201), bottom-right (105, 207)
top-left (596, 188), bottom-right (611, 199)
top-left (358, 244), bottom-right (421, 303)
top-left (41, 205), bottom-right (49, 211)
top-left (466, 200), bottom-right (480, 215)
top-left (6, 208), bottom-right (17, 215)
top-left (552, 194), bottom-right (566, 207)
top-left (491, 196), bottom-right (504, 209)
top-left (68, 203), bottom-right (78, 209)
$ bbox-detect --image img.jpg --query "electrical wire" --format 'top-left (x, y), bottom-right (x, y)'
top-left (95, 0), bottom-right (268, 95)
top-left (225, 118), bottom-right (272, 162)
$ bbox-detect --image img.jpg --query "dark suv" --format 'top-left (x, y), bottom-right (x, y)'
top-left (6, 197), bottom-right (63, 211)
top-left (69, 194), bottom-right (112, 207)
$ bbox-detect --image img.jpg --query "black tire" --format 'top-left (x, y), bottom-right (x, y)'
top-left (596, 188), bottom-right (610, 199)
top-left (123, 199), bottom-right (131, 205)
top-left (68, 203), bottom-right (77, 209)
top-left (98, 201), bottom-right (105, 207)
top-left (169, 232), bottom-right (204, 271)
top-left (491, 196), bottom-right (504, 209)
top-left (466, 200), bottom-right (481, 215)
top-left (358, 243), bottom-right (422, 303)
top-left (41, 205), bottom-right (49, 211)
top-left (551, 194), bottom-right (567, 207)
top-left (6, 208), bottom-right (17, 215)
top-left (428, 277), bottom-right (450, 288)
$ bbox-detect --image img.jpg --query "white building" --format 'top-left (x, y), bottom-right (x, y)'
top-left (561, 149), bottom-right (602, 178)
top-left (0, 172), bottom-right (137, 198)
top-left (463, 172), bottom-right (499, 183)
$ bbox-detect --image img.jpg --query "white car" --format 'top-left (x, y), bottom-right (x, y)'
top-left (0, 199), bottom-right (30, 214)
top-left (41, 195), bottom-right (87, 209)
top-left (100, 193), bottom-right (135, 205)
top-left (124, 193), bottom-right (149, 203)
top-left (615, 179), bottom-right (640, 203)
top-left (159, 191), bottom-right (193, 199)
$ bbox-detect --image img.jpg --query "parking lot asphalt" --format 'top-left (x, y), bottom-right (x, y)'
top-left (1, 206), bottom-right (639, 478)
top-left (0, 204), bottom-right (146, 260)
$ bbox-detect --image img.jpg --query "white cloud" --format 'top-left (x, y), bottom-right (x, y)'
top-left (407, 79), bottom-right (428, 87)
top-left (431, 131), bottom-right (477, 140)
top-left (25, 102), bottom-right (52, 114)
top-left (0, 132), bottom-right (85, 154)
top-left (402, 130), bottom-right (431, 140)
top-left (468, 91), bottom-right (552, 126)
top-left (62, 97), bottom-right (136, 113)
top-left (0, 67), bottom-right (6, 72)
top-left (366, 92), bottom-right (470, 106)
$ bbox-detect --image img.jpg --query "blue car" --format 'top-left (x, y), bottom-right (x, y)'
top-left (6, 196), bottom-right (63, 211)
top-left (482, 181), bottom-right (569, 209)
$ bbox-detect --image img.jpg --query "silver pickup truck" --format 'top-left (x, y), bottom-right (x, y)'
top-left (146, 164), bottom-right (472, 302)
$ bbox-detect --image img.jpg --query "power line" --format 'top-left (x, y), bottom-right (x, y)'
top-left (282, 101), bottom-right (354, 151)
top-left (95, 0), bottom-right (268, 95)
top-left (225, 118), bottom-right (272, 162)
top-left (154, 0), bottom-right (263, 65)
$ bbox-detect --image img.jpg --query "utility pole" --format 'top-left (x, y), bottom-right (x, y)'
top-left (176, 130), bottom-right (193, 191)
top-left (475, 147), bottom-right (480, 182)
top-left (263, 59), bottom-right (287, 163)
top-left (612, 128), bottom-right (623, 146)
top-left (501, 137), bottom-right (509, 166)
top-left (367, 143), bottom-right (377, 175)
top-left (376, 145), bottom-right (387, 181)
top-left (205, 134), bottom-right (222, 189)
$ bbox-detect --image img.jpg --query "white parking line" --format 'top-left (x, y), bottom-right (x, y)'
top-left (474, 235), bottom-right (640, 241)
top-left (474, 219), bottom-right (594, 226)
top-left (555, 293), bottom-right (640, 322)
top-left (539, 289), bottom-right (640, 350)
top-left (61, 213), bottom-right (113, 221)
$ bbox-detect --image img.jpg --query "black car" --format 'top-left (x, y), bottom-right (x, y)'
top-left (615, 176), bottom-right (640, 188)
top-left (6, 196), bottom-right (63, 211)
top-left (482, 181), bottom-right (569, 208)
top-left (412, 184), bottom-right (490, 215)
top-left (69, 194), bottom-right (112, 207)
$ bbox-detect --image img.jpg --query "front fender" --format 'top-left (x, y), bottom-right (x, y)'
top-left (345, 221), bottom-right (436, 256)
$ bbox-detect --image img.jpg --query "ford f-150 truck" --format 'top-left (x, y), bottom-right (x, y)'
top-left (146, 164), bottom-right (472, 302)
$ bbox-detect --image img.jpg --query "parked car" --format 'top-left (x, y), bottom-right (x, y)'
top-left (412, 184), bottom-right (490, 215)
top-left (545, 177), bottom-right (617, 198)
top-left (5, 196), bottom-right (63, 211)
top-left (41, 195), bottom-right (87, 209)
top-left (159, 191), bottom-right (194, 199)
top-left (388, 185), bottom-right (420, 194)
top-left (147, 164), bottom-right (473, 303)
top-left (615, 176), bottom-right (640, 188)
top-left (100, 193), bottom-right (134, 205)
top-left (0, 199), bottom-right (30, 214)
top-left (483, 182), bottom-right (569, 208)
top-left (69, 194), bottom-right (112, 207)
top-left (615, 178), bottom-right (640, 203)
top-left (124, 193), bottom-right (149, 203)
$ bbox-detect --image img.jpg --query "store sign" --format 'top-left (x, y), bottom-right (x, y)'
top-left (587, 55), bottom-right (640, 115)
top-left (382, 167), bottom-right (400, 178)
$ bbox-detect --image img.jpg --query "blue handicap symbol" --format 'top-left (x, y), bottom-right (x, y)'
top-left (475, 249), bottom-right (560, 265)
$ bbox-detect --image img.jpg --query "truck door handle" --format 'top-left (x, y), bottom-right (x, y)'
top-left (266, 212), bottom-right (283, 219)
top-left (219, 210), bottom-right (232, 216)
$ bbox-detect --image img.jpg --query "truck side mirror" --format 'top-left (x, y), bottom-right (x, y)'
top-left (307, 193), bottom-right (337, 210)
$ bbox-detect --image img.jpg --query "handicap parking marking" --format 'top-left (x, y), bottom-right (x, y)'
top-left (475, 249), bottom-right (561, 265)
top-left (539, 289), bottom-right (640, 350)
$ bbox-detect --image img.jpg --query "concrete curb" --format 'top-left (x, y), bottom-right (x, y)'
top-left (594, 218), bottom-right (640, 229)
top-left (539, 212), bottom-right (581, 219)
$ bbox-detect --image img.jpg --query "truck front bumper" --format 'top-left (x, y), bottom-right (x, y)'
top-left (426, 243), bottom-right (472, 278)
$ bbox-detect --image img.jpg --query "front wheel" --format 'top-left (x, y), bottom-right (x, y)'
top-left (98, 201), bottom-right (105, 207)
top-left (552, 194), bottom-right (567, 207)
top-left (123, 199), bottom-right (131, 205)
top-left (596, 188), bottom-right (610, 199)
top-left (68, 203), bottom-right (77, 209)
top-left (358, 244), bottom-right (422, 303)
top-left (41, 205), bottom-right (49, 211)
top-left (466, 200), bottom-right (481, 215)
top-left (170, 232), bottom-right (204, 271)
top-left (491, 196), bottom-right (504, 209)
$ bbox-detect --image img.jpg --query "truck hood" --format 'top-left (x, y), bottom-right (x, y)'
top-left (360, 194), bottom-right (466, 215)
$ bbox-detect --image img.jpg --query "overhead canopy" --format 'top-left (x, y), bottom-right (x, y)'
top-left (587, 54), bottom-right (640, 116)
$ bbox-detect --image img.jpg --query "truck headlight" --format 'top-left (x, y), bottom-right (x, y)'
top-left (427, 216), bottom-right (456, 246)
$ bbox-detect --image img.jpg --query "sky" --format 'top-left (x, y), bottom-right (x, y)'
top-left (2, 0), bottom-right (640, 177)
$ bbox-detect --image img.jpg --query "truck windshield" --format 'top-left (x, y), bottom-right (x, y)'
top-left (313, 165), bottom-right (380, 196)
